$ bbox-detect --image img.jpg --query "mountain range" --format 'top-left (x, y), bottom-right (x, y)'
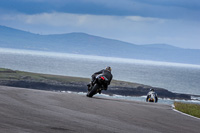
top-left (0, 25), bottom-right (200, 65)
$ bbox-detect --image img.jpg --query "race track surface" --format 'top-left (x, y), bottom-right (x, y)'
top-left (0, 86), bottom-right (199, 133)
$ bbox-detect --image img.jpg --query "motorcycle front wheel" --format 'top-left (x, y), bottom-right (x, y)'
top-left (87, 84), bottom-right (99, 97)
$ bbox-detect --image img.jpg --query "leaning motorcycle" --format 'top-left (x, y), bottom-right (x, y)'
top-left (87, 74), bottom-right (109, 97)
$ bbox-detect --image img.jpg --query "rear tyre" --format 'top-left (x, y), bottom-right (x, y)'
top-left (87, 84), bottom-right (99, 97)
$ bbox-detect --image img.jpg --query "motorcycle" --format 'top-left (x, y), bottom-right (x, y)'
top-left (146, 93), bottom-right (158, 103)
top-left (87, 74), bottom-right (109, 97)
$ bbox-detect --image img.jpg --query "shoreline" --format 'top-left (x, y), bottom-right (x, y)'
top-left (0, 68), bottom-right (196, 100)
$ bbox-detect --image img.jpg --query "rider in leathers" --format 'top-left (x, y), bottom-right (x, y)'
top-left (87, 66), bottom-right (113, 92)
top-left (146, 89), bottom-right (158, 102)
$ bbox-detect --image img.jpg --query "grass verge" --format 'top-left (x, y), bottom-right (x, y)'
top-left (0, 68), bottom-right (90, 83)
top-left (0, 68), bottom-right (144, 87)
top-left (174, 102), bottom-right (200, 118)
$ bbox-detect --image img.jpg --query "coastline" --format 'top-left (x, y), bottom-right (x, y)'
top-left (0, 68), bottom-right (194, 100)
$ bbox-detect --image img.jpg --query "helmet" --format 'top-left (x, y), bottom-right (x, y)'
top-left (150, 89), bottom-right (154, 91)
top-left (105, 66), bottom-right (112, 72)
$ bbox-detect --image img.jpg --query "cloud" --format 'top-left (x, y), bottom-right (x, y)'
top-left (0, 1), bottom-right (200, 49)
top-left (134, 0), bottom-right (200, 10)
top-left (1, 12), bottom-right (105, 27)
top-left (0, 12), bottom-right (168, 30)
top-left (0, 0), bottom-right (200, 21)
top-left (125, 16), bottom-right (166, 23)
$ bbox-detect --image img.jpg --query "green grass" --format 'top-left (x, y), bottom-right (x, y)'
top-left (174, 102), bottom-right (200, 118)
top-left (0, 68), bottom-right (90, 83)
top-left (0, 68), bottom-right (144, 87)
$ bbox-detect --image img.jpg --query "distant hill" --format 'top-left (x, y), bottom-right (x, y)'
top-left (0, 25), bottom-right (200, 65)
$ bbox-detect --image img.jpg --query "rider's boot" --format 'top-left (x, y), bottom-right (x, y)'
top-left (87, 81), bottom-right (93, 91)
top-left (87, 83), bottom-right (91, 87)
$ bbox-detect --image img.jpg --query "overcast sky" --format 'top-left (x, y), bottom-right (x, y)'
top-left (0, 0), bottom-right (200, 49)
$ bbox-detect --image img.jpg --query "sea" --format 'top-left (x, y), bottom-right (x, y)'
top-left (0, 48), bottom-right (200, 105)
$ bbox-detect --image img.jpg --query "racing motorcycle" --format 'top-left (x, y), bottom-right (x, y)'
top-left (146, 93), bottom-right (158, 103)
top-left (87, 74), bottom-right (109, 97)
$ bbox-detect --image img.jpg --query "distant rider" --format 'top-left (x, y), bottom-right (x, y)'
top-left (146, 89), bottom-right (158, 102)
top-left (87, 66), bottom-right (113, 92)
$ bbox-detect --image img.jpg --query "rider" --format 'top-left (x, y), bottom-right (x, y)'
top-left (87, 66), bottom-right (113, 91)
top-left (146, 89), bottom-right (158, 102)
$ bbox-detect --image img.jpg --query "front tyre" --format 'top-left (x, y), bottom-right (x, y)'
top-left (87, 84), bottom-right (99, 97)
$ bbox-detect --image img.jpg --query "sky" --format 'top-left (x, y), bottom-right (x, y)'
top-left (0, 0), bottom-right (200, 49)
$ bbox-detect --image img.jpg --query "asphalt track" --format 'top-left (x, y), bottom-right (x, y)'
top-left (0, 86), bottom-right (200, 133)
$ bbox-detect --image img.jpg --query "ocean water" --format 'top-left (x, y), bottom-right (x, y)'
top-left (0, 48), bottom-right (200, 104)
